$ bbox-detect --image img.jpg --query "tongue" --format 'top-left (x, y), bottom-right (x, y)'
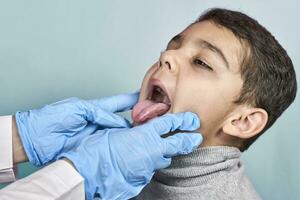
top-left (132, 100), bottom-right (170, 124)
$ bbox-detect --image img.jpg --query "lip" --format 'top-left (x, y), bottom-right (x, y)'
top-left (148, 78), bottom-right (172, 106)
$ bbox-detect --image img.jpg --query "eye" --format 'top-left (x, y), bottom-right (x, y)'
top-left (193, 58), bottom-right (213, 71)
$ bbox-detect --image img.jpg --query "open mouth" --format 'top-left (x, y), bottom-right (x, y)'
top-left (132, 82), bottom-right (171, 124)
top-left (149, 85), bottom-right (171, 106)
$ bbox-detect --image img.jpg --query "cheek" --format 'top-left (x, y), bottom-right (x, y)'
top-left (196, 98), bottom-right (228, 135)
top-left (171, 81), bottom-right (234, 134)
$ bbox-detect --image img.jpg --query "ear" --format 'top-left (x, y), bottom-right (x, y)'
top-left (222, 107), bottom-right (268, 139)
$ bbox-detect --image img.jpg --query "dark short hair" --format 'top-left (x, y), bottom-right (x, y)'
top-left (196, 8), bottom-right (297, 151)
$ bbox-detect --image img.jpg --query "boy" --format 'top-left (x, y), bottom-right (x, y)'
top-left (131, 8), bottom-right (297, 200)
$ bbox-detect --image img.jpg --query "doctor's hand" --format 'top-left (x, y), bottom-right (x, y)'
top-left (60, 112), bottom-right (203, 200)
top-left (14, 92), bottom-right (139, 166)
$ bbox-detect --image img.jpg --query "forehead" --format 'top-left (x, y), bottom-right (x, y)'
top-left (179, 21), bottom-right (245, 73)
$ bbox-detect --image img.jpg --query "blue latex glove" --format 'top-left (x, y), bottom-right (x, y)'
top-left (15, 92), bottom-right (139, 166)
top-left (60, 112), bottom-right (203, 200)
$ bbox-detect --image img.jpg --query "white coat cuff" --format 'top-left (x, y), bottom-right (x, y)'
top-left (0, 115), bottom-right (16, 183)
top-left (0, 160), bottom-right (85, 199)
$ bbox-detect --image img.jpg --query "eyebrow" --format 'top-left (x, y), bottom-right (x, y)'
top-left (167, 34), bottom-right (230, 69)
top-left (167, 34), bottom-right (182, 50)
top-left (197, 39), bottom-right (229, 69)
top-left (168, 34), bottom-right (182, 44)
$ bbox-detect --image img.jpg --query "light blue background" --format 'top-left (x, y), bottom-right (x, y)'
top-left (0, 0), bottom-right (299, 199)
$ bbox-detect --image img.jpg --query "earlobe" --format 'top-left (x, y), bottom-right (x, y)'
top-left (223, 108), bottom-right (268, 139)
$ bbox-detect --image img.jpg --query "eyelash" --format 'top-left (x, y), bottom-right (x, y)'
top-left (193, 58), bottom-right (213, 71)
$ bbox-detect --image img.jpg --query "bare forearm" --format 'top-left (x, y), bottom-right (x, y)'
top-left (12, 116), bottom-right (28, 164)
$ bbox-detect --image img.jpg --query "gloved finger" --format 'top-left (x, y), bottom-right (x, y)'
top-left (163, 132), bottom-right (203, 157)
top-left (145, 112), bottom-right (200, 136)
top-left (155, 157), bottom-right (172, 170)
top-left (87, 91), bottom-right (140, 113)
top-left (86, 107), bottom-right (131, 128)
top-left (57, 123), bottom-right (99, 154)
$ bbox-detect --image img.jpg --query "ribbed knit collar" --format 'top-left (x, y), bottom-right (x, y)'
top-left (153, 146), bottom-right (241, 186)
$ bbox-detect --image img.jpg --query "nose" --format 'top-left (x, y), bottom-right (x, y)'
top-left (159, 51), bottom-right (178, 73)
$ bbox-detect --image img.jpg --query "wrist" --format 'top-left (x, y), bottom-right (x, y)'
top-left (12, 115), bottom-right (28, 164)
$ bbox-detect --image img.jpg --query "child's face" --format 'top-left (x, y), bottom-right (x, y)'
top-left (133, 21), bottom-right (245, 145)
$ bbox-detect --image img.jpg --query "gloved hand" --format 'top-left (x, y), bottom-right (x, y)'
top-left (15, 92), bottom-right (139, 166)
top-left (60, 112), bottom-right (203, 200)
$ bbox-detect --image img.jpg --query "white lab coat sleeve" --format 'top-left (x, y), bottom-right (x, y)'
top-left (0, 115), bottom-right (16, 183)
top-left (0, 160), bottom-right (85, 200)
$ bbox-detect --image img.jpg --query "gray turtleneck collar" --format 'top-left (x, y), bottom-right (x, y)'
top-left (134, 146), bottom-right (261, 200)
